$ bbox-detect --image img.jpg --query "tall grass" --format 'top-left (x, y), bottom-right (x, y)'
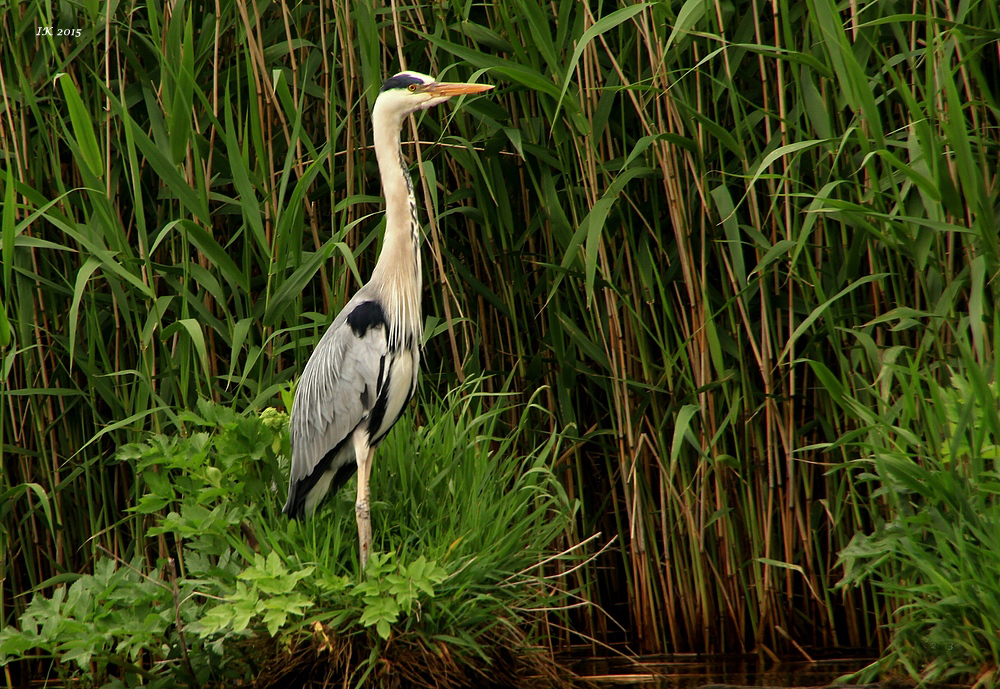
top-left (834, 344), bottom-right (1000, 686)
top-left (2, 0), bottom-right (999, 662)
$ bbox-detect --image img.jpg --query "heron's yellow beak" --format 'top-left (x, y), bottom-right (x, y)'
top-left (423, 82), bottom-right (494, 97)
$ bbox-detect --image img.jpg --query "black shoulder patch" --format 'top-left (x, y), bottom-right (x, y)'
top-left (346, 300), bottom-right (387, 337)
top-left (380, 73), bottom-right (424, 92)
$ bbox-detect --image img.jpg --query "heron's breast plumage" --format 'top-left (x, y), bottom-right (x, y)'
top-left (366, 335), bottom-right (419, 445)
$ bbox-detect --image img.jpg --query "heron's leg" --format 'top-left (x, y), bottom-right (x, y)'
top-left (353, 430), bottom-right (375, 571)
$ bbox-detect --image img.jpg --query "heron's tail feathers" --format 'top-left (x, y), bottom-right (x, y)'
top-left (282, 456), bottom-right (359, 520)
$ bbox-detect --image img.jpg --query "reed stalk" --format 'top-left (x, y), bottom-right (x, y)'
top-left (2, 0), bottom-right (998, 661)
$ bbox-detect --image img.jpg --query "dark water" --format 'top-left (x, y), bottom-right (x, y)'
top-left (570, 655), bottom-right (876, 688)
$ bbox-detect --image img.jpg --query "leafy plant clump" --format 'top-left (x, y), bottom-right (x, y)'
top-left (835, 354), bottom-right (1000, 688)
top-left (1, 382), bottom-right (581, 688)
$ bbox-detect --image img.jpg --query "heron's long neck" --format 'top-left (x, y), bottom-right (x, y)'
top-left (370, 113), bottom-right (422, 345)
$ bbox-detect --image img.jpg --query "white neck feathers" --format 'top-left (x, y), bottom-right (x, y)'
top-left (369, 102), bottom-right (422, 348)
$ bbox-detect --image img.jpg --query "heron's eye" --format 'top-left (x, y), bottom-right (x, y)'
top-left (407, 84), bottom-right (417, 92)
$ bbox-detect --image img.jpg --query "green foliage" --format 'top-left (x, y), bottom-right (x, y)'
top-left (833, 347), bottom-right (1000, 686)
top-left (0, 559), bottom-right (179, 682)
top-left (352, 553), bottom-right (447, 640)
top-left (2, 382), bottom-right (576, 686)
top-left (196, 558), bottom-right (315, 639)
top-left (2, 0), bottom-right (1000, 665)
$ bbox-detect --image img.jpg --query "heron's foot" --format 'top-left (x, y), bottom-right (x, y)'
top-left (355, 500), bottom-right (372, 572)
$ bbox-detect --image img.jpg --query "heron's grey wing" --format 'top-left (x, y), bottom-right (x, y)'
top-left (283, 295), bottom-right (389, 516)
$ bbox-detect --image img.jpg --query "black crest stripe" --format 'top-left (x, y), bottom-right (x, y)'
top-left (380, 73), bottom-right (424, 92)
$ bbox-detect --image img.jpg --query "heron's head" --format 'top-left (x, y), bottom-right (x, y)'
top-left (374, 71), bottom-right (493, 122)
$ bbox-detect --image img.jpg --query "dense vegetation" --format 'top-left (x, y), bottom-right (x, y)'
top-left (2, 0), bottom-right (999, 685)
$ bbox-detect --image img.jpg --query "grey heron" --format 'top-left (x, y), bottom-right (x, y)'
top-left (282, 71), bottom-right (493, 570)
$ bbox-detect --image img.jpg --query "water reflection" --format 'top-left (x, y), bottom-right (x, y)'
top-left (571, 655), bottom-right (876, 687)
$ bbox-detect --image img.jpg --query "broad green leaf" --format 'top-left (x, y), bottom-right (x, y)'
top-left (68, 256), bottom-right (102, 367)
top-left (2, 164), bottom-right (14, 294)
top-left (778, 274), bottom-right (888, 364)
top-left (555, 4), bottom-right (650, 119)
top-left (671, 404), bottom-right (700, 464)
top-left (419, 32), bottom-right (562, 100)
top-left (262, 238), bottom-right (342, 326)
top-left (56, 73), bottom-right (103, 180)
top-left (666, 0), bottom-right (709, 52)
